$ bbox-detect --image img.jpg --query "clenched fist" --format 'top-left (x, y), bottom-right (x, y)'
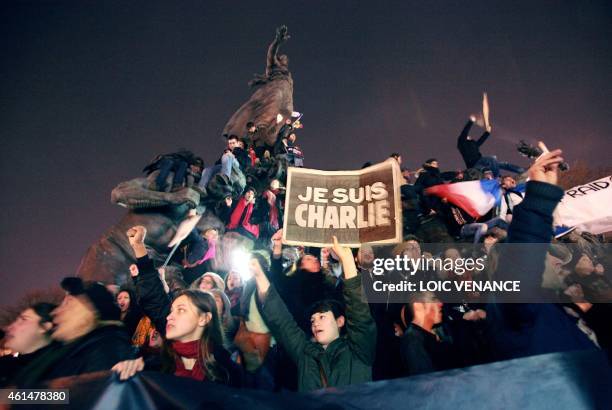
top-left (126, 226), bottom-right (146, 247)
top-left (126, 226), bottom-right (147, 258)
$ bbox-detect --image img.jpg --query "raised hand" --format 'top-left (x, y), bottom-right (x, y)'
top-left (129, 264), bottom-right (139, 277)
top-left (271, 229), bottom-right (283, 257)
top-left (126, 226), bottom-right (147, 258)
top-left (332, 236), bottom-right (358, 280)
top-left (249, 257), bottom-right (265, 279)
top-left (126, 226), bottom-right (146, 247)
top-left (529, 143), bottom-right (563, 186)
top-left (276, 25), bottom-right (290, 42)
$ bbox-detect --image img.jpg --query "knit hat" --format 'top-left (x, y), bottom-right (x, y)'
top-left (60, 277), bottom-right (120, 321)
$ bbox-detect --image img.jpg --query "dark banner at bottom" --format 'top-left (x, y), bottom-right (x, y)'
top-left (6, 350), bottom-right (611, 410)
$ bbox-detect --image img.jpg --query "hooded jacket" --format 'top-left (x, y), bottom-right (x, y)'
top-left (488, 181), bottom-right (600, 360)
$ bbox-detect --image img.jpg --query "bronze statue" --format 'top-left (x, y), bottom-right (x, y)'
top-left (222, 25), bottom-right (294, 147)
top-left (77, 27), bottom-right (296, 286)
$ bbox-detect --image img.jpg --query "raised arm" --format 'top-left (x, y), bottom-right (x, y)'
top-left (251, 256), bottom-right (308, 365)
top-left (265, 26), bottom-right (290, 76)
top-left (268, 229), bottom-right (293, 291)
top-left (496, 148), bottom-right (565, 321)
top-left (457, 116), bottom-right (475, 144)
top-left (476, 130), bottom-right (490, 146)
top-left (127, 226), bottom-right (171, 337)
top-left (332, 237), bottom-right (377, 365)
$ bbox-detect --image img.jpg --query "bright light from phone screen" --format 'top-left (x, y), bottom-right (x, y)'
top-left (232, 249), bottom-right (252, 281)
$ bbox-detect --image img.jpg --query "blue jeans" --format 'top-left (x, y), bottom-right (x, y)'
top-left (156, 158), bottom-right (188, 191)
top-left (461, 217), bottom-right (509, 243)
top-left (198, 153), bottom-right (236, 189)
top-left (475, 156), bottom-right (525, 177)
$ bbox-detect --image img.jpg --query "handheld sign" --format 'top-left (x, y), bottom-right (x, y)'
top-left (282, 159), bottom-right (403, 247)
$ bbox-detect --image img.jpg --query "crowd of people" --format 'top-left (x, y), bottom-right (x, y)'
top-left (1, 113), bottom-right (610, 395)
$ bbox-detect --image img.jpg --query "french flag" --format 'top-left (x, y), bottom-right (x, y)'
top-left (425, 180), bottom-right (502, 218)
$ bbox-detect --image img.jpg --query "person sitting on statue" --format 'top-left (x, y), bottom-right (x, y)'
top-left (185, 157), bottom-right (204, 189)
top-left (198, 135), bottom-right (246, 190)
top-left (273, 117), bottom-right (294, 158)
top-left (221, 186), bottom-right (264, 241)
top-left (287, 133), bottom-right (304, 167)
top-left (181, 227), bottom-right (220, 285)
top-left (259, 179), bottom-right (285, 241)
top-left (457, 116), bottom-right (525, 177)
top-left (143, 150), bottom-right (198, 192)
top-left (414, 158), bottom-right (445, 215)
top-left (233, 137), bottom-right (252, 172)
top-left (244, 121), bottom-right (258, 146)
top-left (248, 145), bottom-right (258, 167)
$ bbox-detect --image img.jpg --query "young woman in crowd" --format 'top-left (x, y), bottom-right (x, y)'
top-left (224, 270), bottom-right (244, 315)
top-left (113, 226), bottom-right (241, 386)
top-left (116, 287), bottom-right (143, 338)
top-left (189, 272), bottom-right (225, 293)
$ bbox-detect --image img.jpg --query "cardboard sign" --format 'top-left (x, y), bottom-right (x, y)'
top-left (282, 159), bottom-right (402, 247)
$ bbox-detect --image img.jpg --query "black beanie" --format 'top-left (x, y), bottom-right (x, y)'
top-left (61, 277), bottom-right (120, 321)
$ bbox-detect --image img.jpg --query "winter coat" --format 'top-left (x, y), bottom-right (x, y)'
top-left (415, 166), bottom-right (444, 214)
top-left (12, 324), bottom-right (135, 387)
top-left (400, 324), bottom-right (459, 376)
top-left (456, 120), bottom-right (490, 169)
top-left (488, 181), bottom-right (600, 360)
top-left (0, 343), bottom-right (58, 387)
top-left (133, 256), bottom-right (242, 386)
top-left (226, 197), bottom-right (261, 239)
top-left (259, 276), bottom-right (376, 391)
top-left (269, 256), bottom-right (342, 332)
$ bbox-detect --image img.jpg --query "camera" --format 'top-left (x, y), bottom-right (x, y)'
top-left (517, 140), bottom-right (569, 171)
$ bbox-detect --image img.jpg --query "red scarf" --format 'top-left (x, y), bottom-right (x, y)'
top-left (249, 148), bottom-right (257, 166)
top-left (263, 189), bottom-right (279, 230)
top-left (227, 197), bottom-right (259, 238)
top-left (171, 340), bottom-right (206, 381)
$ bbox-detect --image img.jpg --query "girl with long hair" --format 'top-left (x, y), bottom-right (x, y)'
top-left (112, 226), bottom-right (241, 385)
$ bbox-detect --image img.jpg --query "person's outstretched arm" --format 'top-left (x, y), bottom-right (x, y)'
top-left (265, 25), bottom-right (290, 76)
top-left (252, 256), bottom-right (307, 365)
top-left (127, 226), bottom-right (172, 338)
top-left (332, 237), bottom-right (377, 365)
top-left (457, 116), bottom-right (475, 144)
top-left (476, 130), bottom-right (490, 146)
top-left (496, 148), bottom-right (565, 322)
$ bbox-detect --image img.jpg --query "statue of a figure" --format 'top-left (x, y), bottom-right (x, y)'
top-left (222, 25), bottom-right (294, 148)
top-left (76, 27), bottom-right (296, 286)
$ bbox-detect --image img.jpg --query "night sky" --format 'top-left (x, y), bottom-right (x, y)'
top-left (1, 1), bottom-right (610, 305)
